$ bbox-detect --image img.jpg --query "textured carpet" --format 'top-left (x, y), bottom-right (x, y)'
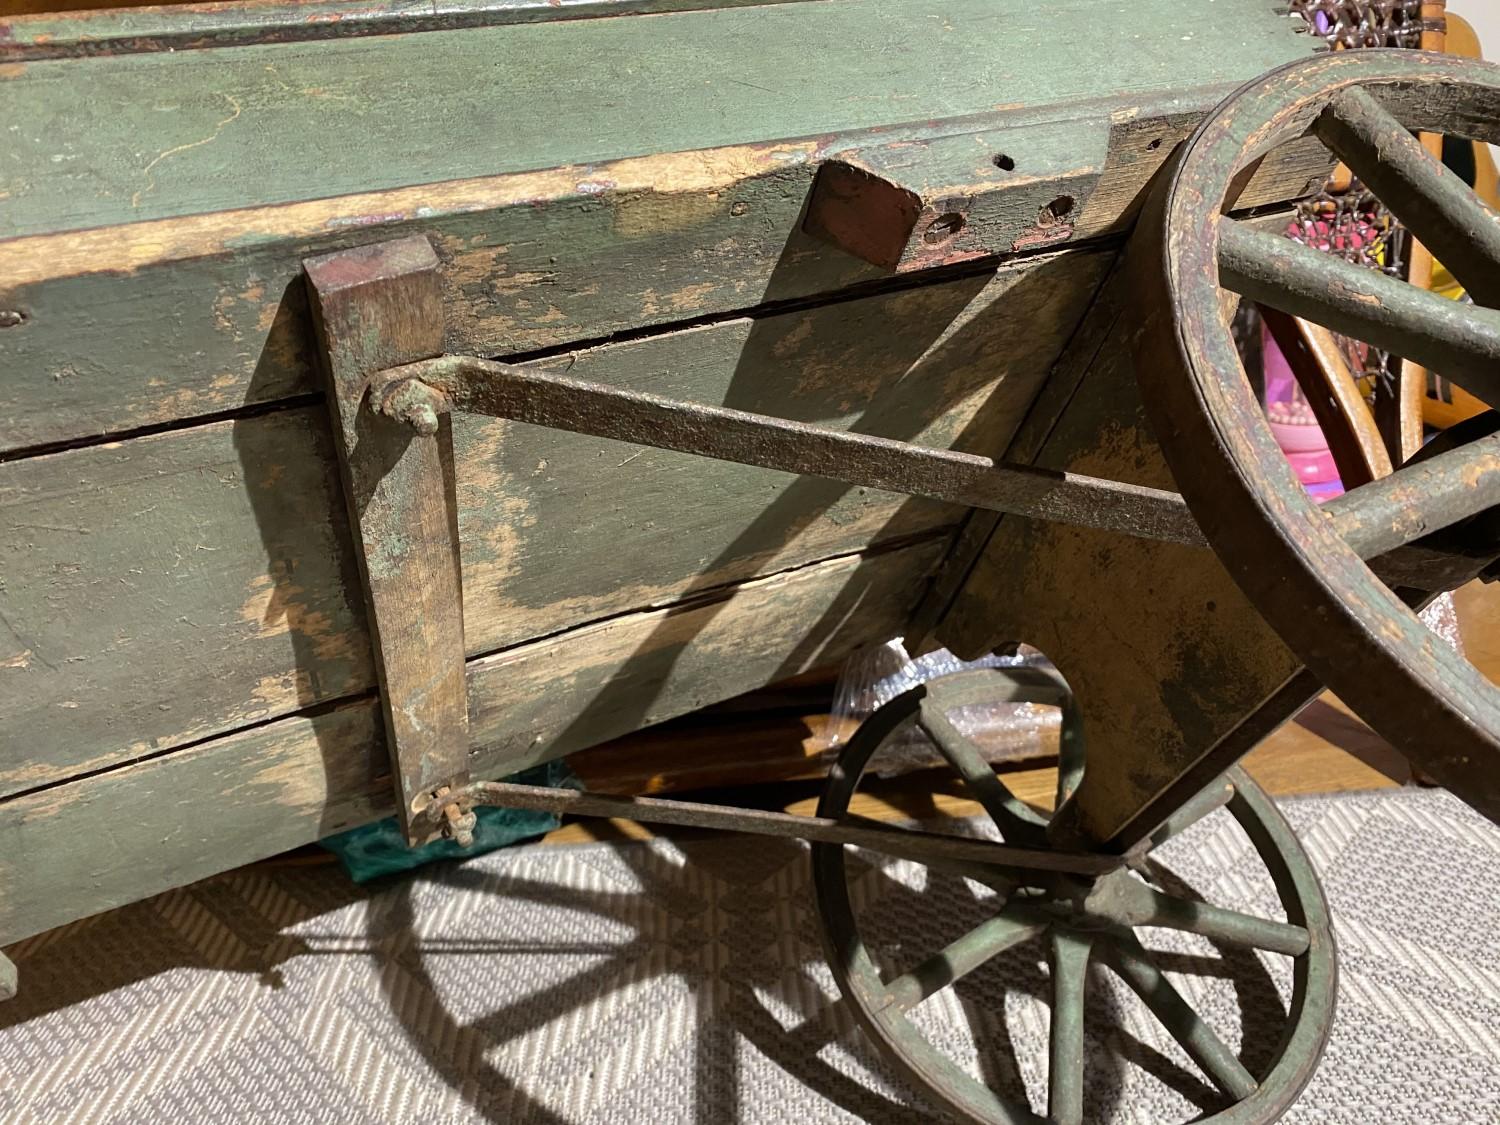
top-left (2, 786), bottom-right (1498, 1124)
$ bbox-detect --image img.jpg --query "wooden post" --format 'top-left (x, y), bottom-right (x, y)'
top-left (304, 235), bottom-right (472, 846)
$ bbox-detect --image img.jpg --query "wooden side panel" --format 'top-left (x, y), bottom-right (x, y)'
top-left (936, 304), bottom-right (1302, 848)
top-left (0, 539), bottom-right (941, 945)
top-left (0, 1), bottom-right (1309, 237)
top-left (0, 247), bottom-right (1111, 797)
top-left (0, 1), bottom-right (1326, 455)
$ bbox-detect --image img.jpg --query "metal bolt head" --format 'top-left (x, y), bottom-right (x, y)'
top-left (374, 376), bottom-right (447, 435)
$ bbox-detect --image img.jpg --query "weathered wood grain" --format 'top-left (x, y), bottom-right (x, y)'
top-left (0, 539), bottom-right (940, 945)
top-left (0, 1), bottom-right (1310, 237)
top-left (0, 247), bottom-right (1109, 798)
top-left (934, 299), bottom-right (1303, 849)
top-left (0, 1), bottom-right (1322, 454)
top-left (307, 236), bottom-right (472, 841)
top-left (0, 0), bottom-right (813, 59)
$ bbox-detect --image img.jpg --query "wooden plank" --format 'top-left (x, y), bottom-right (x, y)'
top-left (934, 303), bottom-right (1304, 850)
top-left (306, 236), bottom-right (471, 843)
top-left (0, 247), bottom-right (1108, 798)
top-left (0, 1), bottom-right (1309, 237)
top-left (0, 3), bottom-right (1325, 455)
top-left (0, 538), bottom-right (941, 945)
top-left (0, 0), bottom-right (812, 57)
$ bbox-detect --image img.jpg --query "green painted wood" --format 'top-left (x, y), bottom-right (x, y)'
top-left (933, 295), bottom-right (1302, 847)
top-left (0, 2), bottom-right (1325, 456)
top-left (0, 111), bottom-right (1331, 458)
top-left (0, 0), bottom-right (812, 60)
top-left (0, 246), bottom-right (1110, 798)
top-left (0, 538), bottom-right (941, 945)
top-left (1, 1), bottom-right (1308, 237)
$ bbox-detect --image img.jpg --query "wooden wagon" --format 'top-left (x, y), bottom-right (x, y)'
top-left (5, 1), bottom-right (1500, 1119)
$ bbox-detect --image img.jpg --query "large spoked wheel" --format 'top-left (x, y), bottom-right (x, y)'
top-left (1131, 50), bottom-right (1500, 823)
top-left (811, 669), bottom-right (1335, 1124)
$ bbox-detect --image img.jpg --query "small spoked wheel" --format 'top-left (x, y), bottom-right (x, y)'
top-left (811, 669), bottom-right (1335, 1124)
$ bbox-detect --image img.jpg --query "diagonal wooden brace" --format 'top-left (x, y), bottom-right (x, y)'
top-left (304, 235), bottom-right (473, 847)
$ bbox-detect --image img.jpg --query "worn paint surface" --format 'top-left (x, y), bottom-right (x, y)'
top-left (306, 236), bottom-right (473, 842)
top-left (0, 247), bottom-right (1107, 797)
top-left (0, 0), bottom-right (814, 59)
top-left (0, 0), bottom-right (1327, 456)
top-left (1135, 51), bottom-right (1500, 829)
top-left (0, 539), bottom-right (938, 945)
top-left (0, 1), bottom-right (1309, 237)
top-left (936, 284), bottom-right (1302, 851)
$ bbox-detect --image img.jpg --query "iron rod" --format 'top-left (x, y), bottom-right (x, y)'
top-left (386, 356), bottom-right (1206, 547)
top-left (463, 781), bottom-right (1122, 875)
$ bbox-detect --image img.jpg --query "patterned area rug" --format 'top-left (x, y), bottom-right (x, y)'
top-left (2, 786), bottom-right (1498, 1124)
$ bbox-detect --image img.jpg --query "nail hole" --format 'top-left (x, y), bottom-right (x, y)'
top-left (991, 153), bottom-right (1016, 171)
top-left (1146, 137), bottom-right (1164, 152)
top-left (0, 310), bottom-right (26, 329)
top-left (1038, 196), bottom-right (1076, 226)
top-left (730, 201), bottom-right (748, 217)
top-left (923, 212), bottom-right (967, 245)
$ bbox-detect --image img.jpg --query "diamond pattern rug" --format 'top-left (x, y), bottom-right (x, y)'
top-left (2, 786), bottom-right (1498, 1124)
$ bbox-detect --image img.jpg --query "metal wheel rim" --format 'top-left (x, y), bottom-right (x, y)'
top-left (1131, 49), bottom-right (1500, 820)
top-left (811, 673), bottom-right (1336, 1124)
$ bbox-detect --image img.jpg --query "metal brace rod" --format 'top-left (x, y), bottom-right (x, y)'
top-left (372, 354), bottom-right (1209, 548)
top-left (450, 781), bottom-right (1123, 876)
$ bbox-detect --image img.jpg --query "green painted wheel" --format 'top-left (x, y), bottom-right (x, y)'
top-left (811, 668), bottom-right (1335, 1124)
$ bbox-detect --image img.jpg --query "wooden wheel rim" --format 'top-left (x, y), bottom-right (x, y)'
top-left (1132, 50), bottom-right (1500, 824)
top-left (811, 672), bottom-right (1335, 1124)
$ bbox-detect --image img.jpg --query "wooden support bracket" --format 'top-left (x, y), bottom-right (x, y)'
top-left (304, 235), bottom-right (473, 846)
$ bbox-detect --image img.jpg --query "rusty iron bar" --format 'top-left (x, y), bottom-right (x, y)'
top-left (1217, 222), bottom-right (1500, 406)
top-left (373, 355), bottom-right (1207, 547)
top-left (1325, 430), bottom-right (1500, 559)
top-left (458, 780), bottom-right (1123, 876)
top-left (1317, 85), bottom-right (1500, 309)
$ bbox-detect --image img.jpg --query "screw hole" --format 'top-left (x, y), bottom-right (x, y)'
top-left (1146, 137), bottom-right (1164, 152)
top-left (1038, 196), bottom-right (1076, 227)
top-left (991, 153), bottom-right (1016, 172)
top-left (923, 212), bottom-right (967, 245)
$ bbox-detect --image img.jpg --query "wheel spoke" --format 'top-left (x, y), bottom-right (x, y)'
top-left (1048, 931), bottom-right (1091, 1125)
top-left (878, 909), bottom-right (1046, 1015)
top-left (1124, 885), bottom-right (1310, 957)
top-left (1148, 777), bottom-right (1236, 851)
top-left (1318, 85), bottom-right (1500, 309)
top-left (919, 698), bottom-right (1049, 842)
top-left (1327, 430), bottom-right (1500, 560)
top-left (1100, 932), bottom-right (1258, 1101)
top-left (1218, 222), bottom-right (1500, 405)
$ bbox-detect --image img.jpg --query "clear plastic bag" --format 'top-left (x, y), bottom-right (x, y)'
top-left (827, 638), bottom-right (1062, 777)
